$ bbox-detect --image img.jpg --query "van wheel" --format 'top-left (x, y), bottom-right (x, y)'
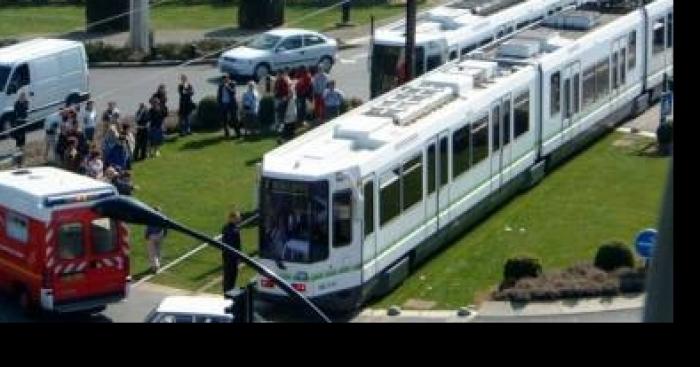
top-left (17, 288), bottom-right (38, 317)
top-left (66, 94), bottom-right (80, 107)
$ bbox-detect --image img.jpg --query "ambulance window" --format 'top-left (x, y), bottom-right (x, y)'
top-left (91, 218), bottom-right (117, 254)
top-left (6, 213), bottom-right (28, 243)
top-left (58, 223), bottom-right (84, 260)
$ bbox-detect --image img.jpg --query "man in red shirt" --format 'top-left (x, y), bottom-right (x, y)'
top-left (294, 66), bottom-right (313, 125)
top-left (274, 69), bottom-right (291, 126)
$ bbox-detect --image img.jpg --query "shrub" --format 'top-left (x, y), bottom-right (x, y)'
top-left (193, 96), bottom-right (220, 132)
top-left (239, 0), bottom-right (285, 30)
top-left (86, 0), bottom-right (130, 33)
top-left (258, 95), bottom-right (276, 130)
top-left (503, 257), bottom-right (542, 283)
top-left (594, 242), bottom-right (635, 272)
top-left (617, 267), bottom-right (646, 293)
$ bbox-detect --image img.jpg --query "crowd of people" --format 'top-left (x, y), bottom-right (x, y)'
top-left (216, 65), bottom-right (345, 142)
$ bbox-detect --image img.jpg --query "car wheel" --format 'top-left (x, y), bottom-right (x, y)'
top-left (318, 56), bottom-right (333, 73)
top-left (255, 64), bottom-right (271, 82)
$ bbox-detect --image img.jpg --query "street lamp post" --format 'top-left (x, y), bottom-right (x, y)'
top-left (91, 195), bottom-right (331, 323)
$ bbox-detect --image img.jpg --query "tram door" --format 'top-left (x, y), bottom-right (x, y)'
top-left (361, 174), bottom-right (377, 281)
top-left (490, 94), bottom-right (511, 192)
top-left (437, 131), bottom-right (450, 228)
top-left (611, 37), bottom-right (626, 113)
top-left (561, 62), bottom-right (579, 142)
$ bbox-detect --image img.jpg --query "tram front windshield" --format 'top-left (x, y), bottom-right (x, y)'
top-left (260, 178), bottom-right (329, 264)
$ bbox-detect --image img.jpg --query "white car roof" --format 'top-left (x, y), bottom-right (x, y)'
top-left (265, 28), bottom-right (323, 37)
top-left (155, 296), bottom-right (233, 317)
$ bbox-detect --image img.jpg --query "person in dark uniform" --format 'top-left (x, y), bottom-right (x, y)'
top-left (134, 103), bottom-right (150, 161)
top-left (222, 210), bottom-right (242, 293)
top-left (12, 92), bottom-right (29, 166)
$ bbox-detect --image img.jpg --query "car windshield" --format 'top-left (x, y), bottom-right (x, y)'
top-left (0, 65), bottom-right (10, 92)
top-left (247, 34), bottom-right (282, 50)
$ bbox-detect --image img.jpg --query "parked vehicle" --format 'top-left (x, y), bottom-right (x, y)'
top-left (145, 296), bottom-right (234, 323)
top-left (0, 39), bottom-right (90, 135)
top-left (219, 29), bottom-right (338, 81)
top-left (0, 167), bottom-right (130, 314)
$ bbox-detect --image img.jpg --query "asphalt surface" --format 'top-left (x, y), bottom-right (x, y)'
top-left (0, 41), bottom-right (371, 158)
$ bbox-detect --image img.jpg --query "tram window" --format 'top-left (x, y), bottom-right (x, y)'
top-left (452, 125), bottom-right (471, 179)
top-left (582, 65), bottom-right (597, 108)
top-left (461, 44), bottom-right (476, 55)
top-left (363, 181), bottom-right (374, 238)
top-left (507, 26), bottom-right (514, 34)
top-left (564, 78), bottom-right (571, 118)
top-left (619, 50), bottom-right (626, 86)
top-left (595, 58), bottom-right (609, 99)
top-left (550, 72), bottom-right (561, 117)
top-left (653, 18), bottom-right (665, 55)
top-left (426, 55), bottom-right (442, 72)
top-left (667, 13), bottom-right (673, 48)
top-left (439, 137), bottom-right (449, 187)
top-left (503, 99), bottom-right (511, 145)
top-left (479, 37), bottom-right (493, 47)
top-left (514, 92), bottom-right (530, 139)
top-left (573, 73), bottom-right (580, 115)
top-left (333, 190), bottom-right (353, 248)
top-left (449, 50), bottom-right (458, 60)
top-left (402, 155), bottom-right (423, 211)
top-left (628, 31), bottom-right (637, 70)
top-left (427, 144), bottom-right (436, 195)
top-left (612, 52), bottom-right (619, 89)
top-left (471, 115), bottom-right (489, 165)
top-left (380, 169), bottom-right (401, 226)
top-left (492, 104), bottom-right (501, 152)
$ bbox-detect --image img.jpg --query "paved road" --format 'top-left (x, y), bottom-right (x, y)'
top-left (0, 41), bottom-right (371, 158)
top-left (472, 308), bottom-right (642, 323)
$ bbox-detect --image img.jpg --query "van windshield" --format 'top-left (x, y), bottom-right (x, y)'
top-left (0, 65), bottom-right (10, 92)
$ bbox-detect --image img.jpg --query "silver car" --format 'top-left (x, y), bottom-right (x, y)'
top-left (219, 28), bottom-right (338, 80)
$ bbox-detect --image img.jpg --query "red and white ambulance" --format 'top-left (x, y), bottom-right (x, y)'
top-left (0, 167), bottom-right (130, 313)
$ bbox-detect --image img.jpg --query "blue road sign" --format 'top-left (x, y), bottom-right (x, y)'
top-left (635, 229), bottom-right (658, 259)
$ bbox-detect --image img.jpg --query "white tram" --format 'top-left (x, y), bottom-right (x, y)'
top-left (370, 0), bottom-right (585, 98)
top-left (256, 0), bottom-right (673, 311)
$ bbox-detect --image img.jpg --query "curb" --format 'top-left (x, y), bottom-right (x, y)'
top-left (89, 59), bottom-right (217, 68)
top-left (354, 308), bottom-right (479, 322)
top-left (477, 293), bottom-right (646, 317)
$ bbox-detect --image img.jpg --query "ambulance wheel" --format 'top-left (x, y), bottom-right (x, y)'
top-left (17, 287), bottom-right (38, 317)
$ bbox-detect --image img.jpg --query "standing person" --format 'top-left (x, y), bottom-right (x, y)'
top-left (241, 81), bottom-right (260, 136)
top-left (144, 206), bottom-right (167, 273)
top-left (294, 66), bottom-right (312, 125)
top-left (43, 108), bottom-right (63, 163)
top-left (102, 101), bottom-right (121, 127)
top-left (323, 80), bottom-right (344, 121)
top-left (134, 102), bottom-right (150, 161)
top-left (81, 100), bottom-right (97, 143)
top-left (101, 124), bottom-right (120, 162)
top-left (148, 99), bottom-right (166, 158)
top-left (152, 84), bottom-right (169, 116)
top-left (11, 92), bottom-right (29, 165)
top-left (105, 135), bottom-right (131, 172)
top-left (178, 74), bottom-right (195, 136)
top-left (274, 69), bottom-right (291, 127)
top-left (280, 87), bottom-right (298, 142)
top-left (312, 66), bottom-right (329, 124)
top-left (217, 75), bottom-right (239, 138)
top-left (121, 124), bottom-right (135, 161)
top-left (62, 137), bottom-right (82, 173)
top-left (221, 210), bottom-right (242, 293)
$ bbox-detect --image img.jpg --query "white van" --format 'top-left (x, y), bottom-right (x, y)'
top-left (0, 38), bottom-right (90, 133)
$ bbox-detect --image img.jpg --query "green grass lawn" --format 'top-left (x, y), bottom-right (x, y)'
top-left (0, 2), bottom-right (424, 38)
top-left (371, 132), bottom-right (670, 309)
top-left (127, 132), bottom-right (276, 291)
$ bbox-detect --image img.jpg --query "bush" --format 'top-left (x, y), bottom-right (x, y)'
top-left (594, 242), bottom-right (635, 272)
top-left (258, 96), bottom-right (276, 129)
top-left (85, 0), bottom-right (129, 33)
top-left (193, 96), bottom-right (220, 131)
top-left (503, 257), bottom-right (542, 284)
top-left (239, 0), bottom-right (285, 30)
